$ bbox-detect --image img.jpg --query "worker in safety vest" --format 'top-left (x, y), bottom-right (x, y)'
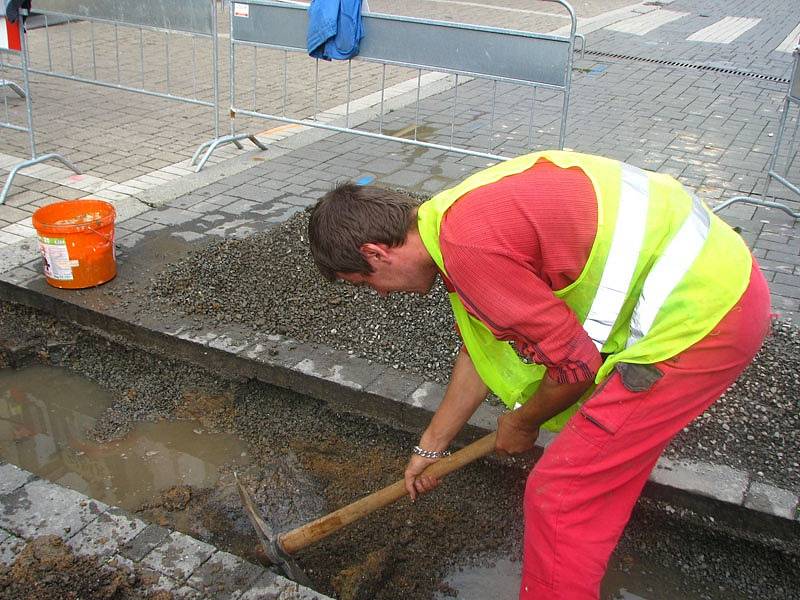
top-left (307, 151), bottom-right (771, 599)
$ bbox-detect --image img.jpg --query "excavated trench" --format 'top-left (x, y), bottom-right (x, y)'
top-left (1, 301), bottom-right (799, 600)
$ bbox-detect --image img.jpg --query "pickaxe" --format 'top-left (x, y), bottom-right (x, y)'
top-left (236, 431), bottom-right (497, 586)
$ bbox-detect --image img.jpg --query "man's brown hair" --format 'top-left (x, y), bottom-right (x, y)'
top-left (308, 182), bottom-right (419, 280)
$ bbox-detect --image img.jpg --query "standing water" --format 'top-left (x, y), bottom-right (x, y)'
top-left (0, 365), bottom-right (249, 511)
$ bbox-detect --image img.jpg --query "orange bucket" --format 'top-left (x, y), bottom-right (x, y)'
top-left (32, 199), bottom-right (117, 289)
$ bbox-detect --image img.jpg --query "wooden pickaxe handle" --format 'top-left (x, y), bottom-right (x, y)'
top-left (279, 431), bottom-right (497, 555)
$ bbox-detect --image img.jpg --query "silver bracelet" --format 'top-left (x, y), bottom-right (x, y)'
top-left (413, 445), bottom-right (451, 460)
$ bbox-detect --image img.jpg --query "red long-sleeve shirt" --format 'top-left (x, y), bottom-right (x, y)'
top-left (439, 158), bottom-right (602, 384)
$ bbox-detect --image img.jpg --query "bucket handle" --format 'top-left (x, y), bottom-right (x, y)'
top-left (87, 225), bottom-right (113, 243)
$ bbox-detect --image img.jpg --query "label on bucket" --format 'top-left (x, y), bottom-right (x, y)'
top-left (38, 236), bottom-right (74, 280)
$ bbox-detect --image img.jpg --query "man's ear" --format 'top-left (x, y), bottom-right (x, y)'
top-left (359, 243), bottom-right (391, 265)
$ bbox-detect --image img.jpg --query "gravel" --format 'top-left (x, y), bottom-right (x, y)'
top-left (149, 208), bottom-right (461, 379)
top-left (147, 210), bottom-right (800, 491)
top-left (667, 319), bottom-right (800, 488)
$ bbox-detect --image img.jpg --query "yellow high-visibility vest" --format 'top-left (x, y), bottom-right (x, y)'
top-left (417, 151), bottom-right (752, 431)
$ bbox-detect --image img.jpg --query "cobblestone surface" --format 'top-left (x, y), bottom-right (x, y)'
top-left (0, 462), bottom-right (328, 599)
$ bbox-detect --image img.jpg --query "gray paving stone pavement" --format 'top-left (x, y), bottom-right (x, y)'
top-left (0, 532), bottom-right (22, 566)
top-left (0, 462), bottom-right (330, 599)
top-left (120, 522), bottom-right (171, 562)
top-left (0, 478), bottom-right (107, 539)
top-left (140, 531), bottom-right (217, 583)
top-left (0, 462), bottom-right (33, 495)
top-left (66, 507), bottom-right (148, 558)
top-left (586, 0), bottom-right (797, 78)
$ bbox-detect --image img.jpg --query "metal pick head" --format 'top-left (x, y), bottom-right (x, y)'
top-left (233, 471), bottom-right (315, 589)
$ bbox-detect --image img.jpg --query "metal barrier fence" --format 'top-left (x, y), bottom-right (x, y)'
top-left (15, 0), bottom-right (263, 177)
top-left (1, 11), bottom-right (79, 205)
top-left (713, 47), bottom-right (800, 219)
top-left (224, 0), bottom-right (578, 164)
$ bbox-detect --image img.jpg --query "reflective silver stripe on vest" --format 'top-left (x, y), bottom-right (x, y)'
top-left (583, 164), bottom-right (650, 350)
top-left (627, 195), bottom-right (711, 346)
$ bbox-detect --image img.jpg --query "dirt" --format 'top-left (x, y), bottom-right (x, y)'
top-left (174, 389), bottom-right (238, 433)
top-left (332, 546), bottom-right (394, 600)
top-left (1, 301), bottom-right (799, 599)
top-left (0, 535), bottom-right (172, 600)
top-left (139, 485), bottom-right (194, 513)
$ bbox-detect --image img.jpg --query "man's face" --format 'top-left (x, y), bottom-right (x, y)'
top-left (336, 242), bottom-right (437, 297)
top-left (337, 269), bottom-right (422, 297)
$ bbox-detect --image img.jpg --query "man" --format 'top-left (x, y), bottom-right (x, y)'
top-left (307, 151), bottom-right (770, 599)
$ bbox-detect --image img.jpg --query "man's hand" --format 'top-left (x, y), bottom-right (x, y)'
top-left (404, 454), bottom-right (440, 501)
top-left (495, 374), bottom-right (593, 456)
top-left (495, 409), bottom-right (540, 456)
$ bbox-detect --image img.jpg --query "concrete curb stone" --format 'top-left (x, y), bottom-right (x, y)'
top-left (140, 531), bottom-right (217, 583)
top-left (650, 457), bottom-right (749, 506)
top-left (0, 478), bottom-right (108, 540)
top-left (745, 481), bottom-right (800, 521)
top-left (0, 462), bottom-right (331, 598)
top-left (0, 463), bottom-right (34, 495)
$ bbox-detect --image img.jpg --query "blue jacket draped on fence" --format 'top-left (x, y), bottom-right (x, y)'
top-left (307, 0), bottom-right (364, 61)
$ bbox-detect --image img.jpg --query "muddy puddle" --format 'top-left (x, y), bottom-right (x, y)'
top-left (435, 554), bottom-right (745, 600)
top-left (0, 365), bottom-right (249, 511)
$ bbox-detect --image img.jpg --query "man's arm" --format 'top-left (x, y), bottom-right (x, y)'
top-left (404, 346), bottom-right (488, 500)
top-left (496, 374), bottom-right (593, 455)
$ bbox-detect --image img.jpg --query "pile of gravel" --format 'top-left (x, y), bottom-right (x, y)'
top-left (149, 211), bottom-right (800, 491)
top-left (666, 319), bottom-right (800, 488)
top-left (150, 209), bottom-right (461, 379)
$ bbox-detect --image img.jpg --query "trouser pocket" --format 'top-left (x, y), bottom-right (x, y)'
top-left (576, 363), bottom-right (663, 443)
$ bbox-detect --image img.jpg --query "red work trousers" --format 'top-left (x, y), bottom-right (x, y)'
top-left (520, 261), bottom-right (772, 599)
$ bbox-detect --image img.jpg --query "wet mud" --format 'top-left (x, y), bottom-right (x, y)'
top-left (1, 301), bottom-right (798, 599)
top-left (0, 535), bottom-right (173, 600)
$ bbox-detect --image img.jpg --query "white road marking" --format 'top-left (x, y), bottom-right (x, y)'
top-left (775, 22), bottom-right (800, 53)
top-left (607, 9), bottom-right (688, 35)
top-left (687, 16), bottom-right (761, 44)
top-left (551, 1), bottom-right (660, 36)
top-left (412, 0), bottom-right (570, 19)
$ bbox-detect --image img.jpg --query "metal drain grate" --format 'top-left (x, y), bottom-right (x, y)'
top-left (583, 49), bottom-right (790, 84)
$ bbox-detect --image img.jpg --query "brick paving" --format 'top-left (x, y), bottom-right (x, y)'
top-left (586, 0), bottom-right (797, 78)
top-left (1, 3), bottom-right (798, 311)
top-left (0, 462), bottom-right (327, 598)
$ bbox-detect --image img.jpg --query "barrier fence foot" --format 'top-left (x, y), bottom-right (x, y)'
top-left (0, 79), bottom-right (26, 98)
top-left (1, 153), bottom-right (81, 206)
top-left (192, 133), bottom-right (268, 173)
top-left (712, 195), bottom-right (800, 219)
